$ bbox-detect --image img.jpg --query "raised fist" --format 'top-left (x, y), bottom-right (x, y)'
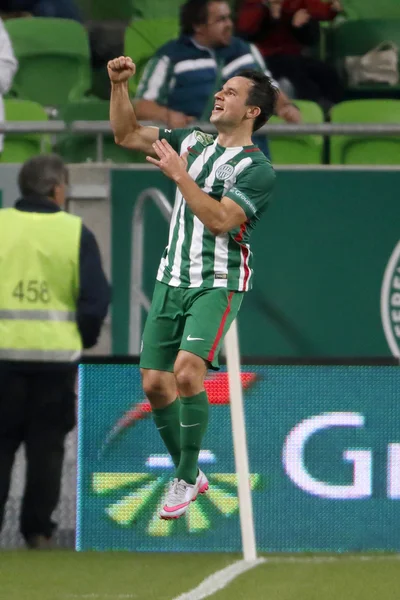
top-left (107, 56), bottom-right (136, 83)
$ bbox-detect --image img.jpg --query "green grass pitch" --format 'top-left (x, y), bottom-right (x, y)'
top-left (1, 551), bottom-right (399, 600)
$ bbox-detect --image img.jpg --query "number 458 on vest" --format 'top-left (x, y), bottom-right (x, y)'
top-left (12, 280), bottom-right (51, 303)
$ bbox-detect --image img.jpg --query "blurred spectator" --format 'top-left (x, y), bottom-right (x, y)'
top-left (0, 17), bottom-right (18, 154)
top-left (134, 0), bottom-right (301, 156)
top-left (0, 155), bottom-right (110, 549)
top-left (0, 0), bottom-right (82, 21)
top-left (237, 0), bottom-right (343, 109)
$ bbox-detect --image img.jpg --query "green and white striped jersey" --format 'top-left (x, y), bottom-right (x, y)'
top-left (157, 127), bottom-right (276, 292)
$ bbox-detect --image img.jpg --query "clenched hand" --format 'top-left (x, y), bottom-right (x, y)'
top-left (107, 56), bottom-right (136, 83)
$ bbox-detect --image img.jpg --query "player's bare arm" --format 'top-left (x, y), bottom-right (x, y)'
top-left (108, 56), bottom-right (159, 155)
top-left (147, 138), bottom-right (247, 236)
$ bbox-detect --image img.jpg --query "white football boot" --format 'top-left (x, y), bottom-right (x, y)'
top-left (160, 470), bottom-right (209, 519)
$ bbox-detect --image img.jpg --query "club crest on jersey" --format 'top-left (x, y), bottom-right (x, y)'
top-left (194, 131), bottom-right (214, 146)
top-left (381, 240), bottom-right (400, 357)
top-left (216, 164), bottom-right (234, 181)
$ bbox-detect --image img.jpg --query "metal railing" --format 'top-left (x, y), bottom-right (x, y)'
top-left (129, 188), bottom-right (173, 354)
top-left (2, 120), bottom-right (400, 162)
top-left (4, 120), bottom-right (400, 135)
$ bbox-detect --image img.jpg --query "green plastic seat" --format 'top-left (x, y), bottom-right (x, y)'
top-left (1, 99), bottom-right (51, 163)
top-left (268, 100), bottom-right (324, 164)
top-left (333, 19), bottom-right (400, 57)
top-left (330, 99), bottom-right (400, 165)
top-left (87, 0), bottom-right (235, 20)
top-left (331, 19), bottom-right (400, 93)
top-left (340, 0), bottom-right (400, 20)
top-left (55, 99), bottom-right (145, 163)
top-left (124, 18), bottom-right (179, 96)
top-left (5, 18), bottom-right (91, 107)
top-left (132, 0), bottom-right (184, 20)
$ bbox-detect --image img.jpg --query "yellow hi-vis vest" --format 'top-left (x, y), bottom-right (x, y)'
top-left (0, 208), bottom-right (83, 362)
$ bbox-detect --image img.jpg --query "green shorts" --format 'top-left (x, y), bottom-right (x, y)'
top-left (140, 281), bottom-right (244, 372)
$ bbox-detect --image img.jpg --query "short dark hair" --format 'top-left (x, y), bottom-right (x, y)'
top-left (237, 69), bottom-right (278, 132)
top-left (180, 0), bottom-right (225, 35)
top-left (18, 154), bottom-right (68, 199)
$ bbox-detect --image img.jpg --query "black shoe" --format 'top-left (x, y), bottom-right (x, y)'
top-left (25, 534), bottom-right (53, 550)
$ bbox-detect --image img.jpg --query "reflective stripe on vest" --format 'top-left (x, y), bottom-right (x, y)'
top-left (0, 310), bottom-right (76, 322)
top-left (0, 349), bottom-right (81, 361)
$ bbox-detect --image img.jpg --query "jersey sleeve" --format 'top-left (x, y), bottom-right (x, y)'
top-left (135, 54), bottom-right (172, 103)
top-left (225, 162), bottom-right (276, 219)
top-left (158, 127), bottom-right (199, 154)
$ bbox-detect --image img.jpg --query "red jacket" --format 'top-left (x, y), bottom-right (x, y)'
top-left (236, 0), bottom-right (338, 57)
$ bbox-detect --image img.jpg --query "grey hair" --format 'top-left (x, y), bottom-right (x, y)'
top-left (18, 154), bottom-right (68, 199)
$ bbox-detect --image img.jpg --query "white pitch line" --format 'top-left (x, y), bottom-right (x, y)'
top-left (65, 555), bottom-right (400, 600)
top-left (171, 553), bottom-right (400, 600)
top-left (172, 558), bottom-right (266, 600)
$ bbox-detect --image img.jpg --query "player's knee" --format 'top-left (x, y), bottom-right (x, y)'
top-left (141, 369), bottom-right (173, 405)
top-left (174, 354), bottom-right (205, 396)
top-left (174, 367), bottom-right (195, 394)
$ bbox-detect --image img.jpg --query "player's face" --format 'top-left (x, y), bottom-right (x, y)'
top-left (199, 1), bottom-right (233, 48)
top-left (210, 76), bottom-right (255, 129)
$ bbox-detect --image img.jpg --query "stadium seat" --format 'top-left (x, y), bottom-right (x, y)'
top-left (340, 0), bottom-right (400, 20)
top-left (330, 99), bottom-right (400, 164)
top-left (331, 19), bottom-right (400, 94)
top-left (55, 99), bottom-right (145, 163)
top-left (132, 0), bottom-right (184, 19)
top-left (268, 100), bottom-right (324, 165)
top-left (85, 0), bottom-right (237, 20)
top-left (1, 99), bottom-right (51, 163)
top-left (124, 18), bottom-right (179, 96)
top-left (5, 18), bottom-right (92, 107)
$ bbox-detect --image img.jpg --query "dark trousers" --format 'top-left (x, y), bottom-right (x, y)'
top-left (267, 54), bottom-right (344, 106)
top-left (0, 367), bottom-right (76, 542)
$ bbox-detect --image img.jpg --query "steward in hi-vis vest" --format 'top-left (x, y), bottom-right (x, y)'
top-left (0, 208), bottom-right (83, 362)
top-left (0, 155), bottom-right (110, 549)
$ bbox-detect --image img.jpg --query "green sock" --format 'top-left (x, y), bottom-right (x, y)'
top-left (176, 391), bottom-right (209, 485)
top-left (152, 399), bottom-right (181, 468)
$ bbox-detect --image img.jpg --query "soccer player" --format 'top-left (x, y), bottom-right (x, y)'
top-left (108, 56), bottom-right (276, 519)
